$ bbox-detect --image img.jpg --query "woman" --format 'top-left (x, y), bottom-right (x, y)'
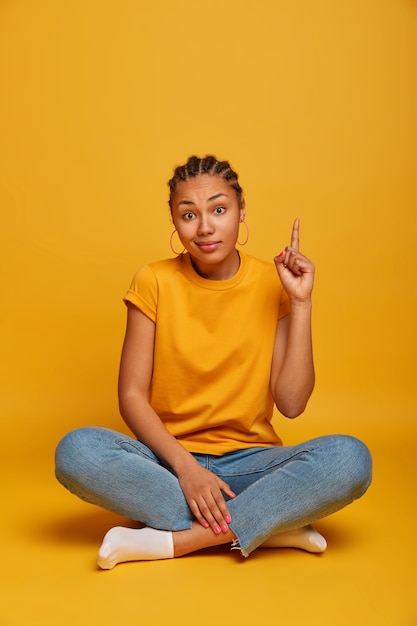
top-left (55, 155), bottom-right (372, 569)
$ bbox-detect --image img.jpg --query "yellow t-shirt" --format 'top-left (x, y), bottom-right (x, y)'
top-left (124, 252), bottom-right (290, 455)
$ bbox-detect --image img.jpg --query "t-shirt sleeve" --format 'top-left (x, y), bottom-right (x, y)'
top-left (278, 287), bottom-right (291, 319)
top-left (123, 265), bottom-right (158, 322)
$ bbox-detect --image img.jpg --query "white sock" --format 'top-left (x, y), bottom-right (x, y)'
top-left (260, 525), bottom-right (327, 553)
top-left (97, 526), bottom-right (174, 570)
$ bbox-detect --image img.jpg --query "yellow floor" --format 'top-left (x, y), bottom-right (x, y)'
top-left (2, 397), bottom-right (416, 626)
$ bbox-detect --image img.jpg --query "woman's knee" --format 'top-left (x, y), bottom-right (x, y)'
top-left (331, 434), bottom-right (372, 498)
top-left (55, 426), bottom-right (110, 484)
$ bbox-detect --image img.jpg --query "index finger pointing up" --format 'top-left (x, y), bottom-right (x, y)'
top-left (291, 218), bottom-right (300, 251)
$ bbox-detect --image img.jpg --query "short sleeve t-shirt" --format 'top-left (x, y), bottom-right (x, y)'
top-left (124, 251), bottom-right (290, 454)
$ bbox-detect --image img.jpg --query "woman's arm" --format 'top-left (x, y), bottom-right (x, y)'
top-left (118, 303), bottom-right (192, 470)
top-left (118, 303), bottom-right (235, 532)
top-left (270, 219), bottom-right (315, 417)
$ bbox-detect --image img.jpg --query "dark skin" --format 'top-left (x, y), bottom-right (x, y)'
top-left (118, 176), bottom-right (315, 553)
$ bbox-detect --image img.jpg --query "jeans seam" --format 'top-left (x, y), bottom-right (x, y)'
top-left (215, 449), bottom-right (310, 478)
top-left (116, 438), bottom-right (158, 462)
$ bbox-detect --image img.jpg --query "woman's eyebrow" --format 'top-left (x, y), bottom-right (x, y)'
top-left (207, 193), bottom-right (228, 202)
top-left (177, 193), bottom-right (229, 208)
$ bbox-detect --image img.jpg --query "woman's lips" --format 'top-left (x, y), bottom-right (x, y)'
top-left (195, 241), bottom-right (220, 252)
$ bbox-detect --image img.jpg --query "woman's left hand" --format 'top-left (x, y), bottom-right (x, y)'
top-left (274, 218), bottom-right (315, 303)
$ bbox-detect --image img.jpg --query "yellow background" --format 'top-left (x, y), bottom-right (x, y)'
top-left (1, 1), bottom-right (416, 624)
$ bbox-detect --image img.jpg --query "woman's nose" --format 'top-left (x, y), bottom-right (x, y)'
top-left (197, 217), bottom-right (213, 235)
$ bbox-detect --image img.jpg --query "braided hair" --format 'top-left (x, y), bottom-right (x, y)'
top-left (168, 155), bottom-right (243, 211)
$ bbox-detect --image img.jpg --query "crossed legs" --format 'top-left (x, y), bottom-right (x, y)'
top-left (55, 428), bottom-right (372, 569)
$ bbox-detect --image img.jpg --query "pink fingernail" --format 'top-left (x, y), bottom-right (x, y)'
top-left (225, 515), bottom-right (231, 523)
top-left (221, 524), bottom-right (228, 533)
top-left (214, 525), bottom-right (221, 534)
top-left (202, 521), bottom-right (209, 529)
top-left (278, 251), bottom-right (284, 258)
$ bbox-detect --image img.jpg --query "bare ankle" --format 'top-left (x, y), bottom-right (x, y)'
top-left (173, 522), bottom-right (235, 557)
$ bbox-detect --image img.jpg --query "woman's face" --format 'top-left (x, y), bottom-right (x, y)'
top-left (171, 174), bottom-right (245, 280)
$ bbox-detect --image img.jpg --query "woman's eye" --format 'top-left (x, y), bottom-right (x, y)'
top-left (183, 212), bottom-right (195, 220)
top-left (214, 206), bottom-right (225, 214)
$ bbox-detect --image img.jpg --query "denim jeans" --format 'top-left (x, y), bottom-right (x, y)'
top-left (55, 427), bottom-right (372, 556)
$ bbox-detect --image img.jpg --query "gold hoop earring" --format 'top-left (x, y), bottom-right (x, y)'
top-left (237, 220), bottom-right (249, 246)
top-left (170, 229), bottom-right (185, 255)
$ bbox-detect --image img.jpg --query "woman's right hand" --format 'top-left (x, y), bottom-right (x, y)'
top-left (177, 463), bottom-right (236, 534)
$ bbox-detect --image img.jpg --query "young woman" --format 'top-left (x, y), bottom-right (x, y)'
top-left (55, 155), bottom-right (372, 569)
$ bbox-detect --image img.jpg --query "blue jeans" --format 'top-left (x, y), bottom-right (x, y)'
top-left (55, 427), bottom-right (372, 556)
